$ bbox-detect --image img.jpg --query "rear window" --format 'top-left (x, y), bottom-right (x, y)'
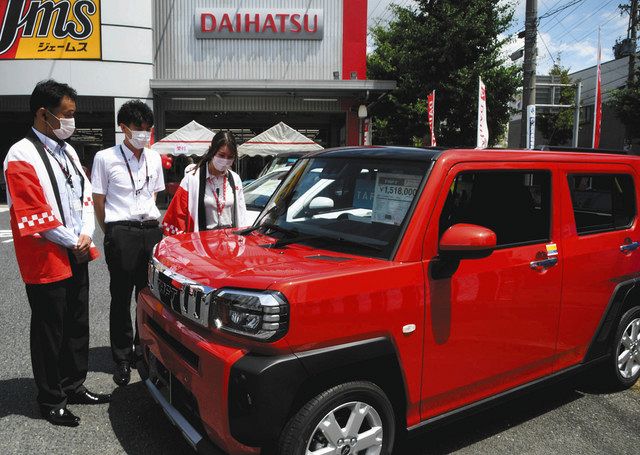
top-left (567, 174), bottom-right (636, 235)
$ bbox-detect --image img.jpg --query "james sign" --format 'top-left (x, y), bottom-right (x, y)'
top-left (195, 8), bottom-right (324, 40)
top-left (0, 0), bottom-right (101, 60)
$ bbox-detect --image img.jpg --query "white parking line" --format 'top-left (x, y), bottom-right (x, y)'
top-left (0, 207), bottom-right (8, 213)
top-left (0, 230), bottom-right (13, 243)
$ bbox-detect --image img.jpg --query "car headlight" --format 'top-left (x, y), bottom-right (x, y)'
top-left (211, 289), bottom-right (289, 341)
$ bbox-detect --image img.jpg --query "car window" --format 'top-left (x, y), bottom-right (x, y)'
top-left (244, 172), bottom-right (286, 210)
top-left (567, 174), bottom-right (636, 235)
top-left (439, 170), bottom-right (551, 247)
top-left (260, 157), bottom-right (430, 259)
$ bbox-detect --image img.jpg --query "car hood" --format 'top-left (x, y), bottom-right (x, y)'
top-left (154, 229), bottom-right (384, 290)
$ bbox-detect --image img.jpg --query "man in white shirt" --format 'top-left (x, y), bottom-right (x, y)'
top-left (91, 100), bottom-right (165, 386)
top-left (3, 80), bottom-right (110, 427)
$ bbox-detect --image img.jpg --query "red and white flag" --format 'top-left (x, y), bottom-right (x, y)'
top-left (476, 77), bottom-right (489, 148)
top-left (592, 28), bottom-right (602, 149)
top-left (427, 90), bottom-right (436, 146)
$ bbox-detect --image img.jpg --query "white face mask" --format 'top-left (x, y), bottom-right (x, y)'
top-left (47, 111), bottom-right (75, 140)
top-left (126, 127), bottom-right (151, 150)
top-left (212, 155), bottom-right (234, 173)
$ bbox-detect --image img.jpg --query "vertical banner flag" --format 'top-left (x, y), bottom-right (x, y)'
top-left (427, 90), bottom-right (436, 146)
top-left (592, 28), bottom-right (602, 149)
top-left (476, 77), bottom-right (489, 149)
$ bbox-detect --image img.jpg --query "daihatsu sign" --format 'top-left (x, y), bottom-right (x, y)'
top-left (195, 8), bottom-right (324, 40)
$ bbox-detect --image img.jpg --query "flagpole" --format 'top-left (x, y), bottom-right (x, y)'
top-left (477, 77), bottom-right (481, 148)
top-left (592, 27), bottom-right (602, 148)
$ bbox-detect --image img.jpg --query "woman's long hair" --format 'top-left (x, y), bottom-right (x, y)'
top-left (194, 130), bottom-right (238, 173)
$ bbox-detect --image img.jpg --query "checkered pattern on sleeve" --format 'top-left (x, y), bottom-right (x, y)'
top-left (162, 222), bottom-right (184, 236)
top-left (17, 212), bottom-right (56, 230)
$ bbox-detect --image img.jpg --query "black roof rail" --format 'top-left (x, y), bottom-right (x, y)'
top-left (535, 145), bottom-right (628, 155)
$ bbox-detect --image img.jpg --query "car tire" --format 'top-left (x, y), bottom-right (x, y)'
top-left (600, 305), bottom-right (640, 390)
top-left (277, 381), bottom-right (396, 455)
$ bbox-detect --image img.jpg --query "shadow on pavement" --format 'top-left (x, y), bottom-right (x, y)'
top-left (0, 377), bottom-right (40, 420)
top-left (108, 379), bottom-right (194, 455)
top-left (398, 379), bottom-right (584, 454)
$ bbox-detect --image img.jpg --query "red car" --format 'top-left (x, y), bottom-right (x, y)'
top-left (138, 147), bottom-right (640, 455)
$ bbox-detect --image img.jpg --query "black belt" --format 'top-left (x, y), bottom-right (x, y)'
top-left (107, 220), bottom-right (159, 229)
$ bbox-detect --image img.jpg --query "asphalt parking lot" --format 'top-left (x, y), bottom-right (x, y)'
top-left (0, 206), bottom-right (638, 455)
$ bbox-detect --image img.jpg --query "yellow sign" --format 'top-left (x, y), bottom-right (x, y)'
top-left (0, 0), bottom-right (101, 60)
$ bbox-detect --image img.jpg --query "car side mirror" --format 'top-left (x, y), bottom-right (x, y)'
top-left (432, 224), bottom-right (497, 280)
top-left (439, 223), bottom-right (497, 257)
top-left (309, 197), bottom-right (334, 211)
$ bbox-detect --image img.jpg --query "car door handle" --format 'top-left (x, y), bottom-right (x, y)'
top-left (620, 241), bottom-right (640, 253)
top-left (530, 257), bottom-right (558, 269)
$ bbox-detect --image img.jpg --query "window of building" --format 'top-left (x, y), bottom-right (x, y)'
top-left (439, 170), bottom-right (551, 247)
top-left (567, 174), bottom-right (636, 235)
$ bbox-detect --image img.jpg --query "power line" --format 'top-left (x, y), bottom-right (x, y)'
top-left (538, 31), bottom-right (557, 65)
top-left (539, 0), bottom-right (586, 21)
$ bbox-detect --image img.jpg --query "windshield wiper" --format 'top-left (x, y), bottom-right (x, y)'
top-left (236, 222), bottom-right (298, 237)
top-left (263, 233), bottom-right (385, 252)
top-left (262, 234), bottom-right (322, 249)
top-left (319, 235), bottom-right (385, 252)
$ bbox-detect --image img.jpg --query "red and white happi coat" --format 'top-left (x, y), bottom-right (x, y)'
top-left (162, 167), bottom-right (243, 236)
top-left (3, 138), bottom-right (98, 284)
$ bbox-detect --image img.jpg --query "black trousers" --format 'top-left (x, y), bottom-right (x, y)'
top-left (25, 256), bottom-right (89, 411)
top-left (104, 223), bottom-right (162, 363)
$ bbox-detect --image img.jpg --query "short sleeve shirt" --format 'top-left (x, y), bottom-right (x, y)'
top-left (91, 143), bottom-right (165, 223)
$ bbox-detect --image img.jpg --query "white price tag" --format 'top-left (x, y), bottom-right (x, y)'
top-left (372, 173), bottom-right (421, 225)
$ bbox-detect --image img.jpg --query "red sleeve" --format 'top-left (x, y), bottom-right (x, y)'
top-left (5, 160), bottom-right (63, 237)
top-left (162, 186), bottom-right (192, 236)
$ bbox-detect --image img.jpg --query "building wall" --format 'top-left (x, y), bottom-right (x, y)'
top-left (153, 0), bottom-right (346, 81)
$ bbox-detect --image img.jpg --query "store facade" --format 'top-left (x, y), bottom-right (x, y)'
top-left (0, 0), bottom-right (395, 184)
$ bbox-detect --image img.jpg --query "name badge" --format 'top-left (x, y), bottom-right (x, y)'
top-left (72, 198), bottom-right (83, 212)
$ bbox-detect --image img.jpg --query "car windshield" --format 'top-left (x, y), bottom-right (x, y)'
top-left (255, 157), bottom-right (431, 259)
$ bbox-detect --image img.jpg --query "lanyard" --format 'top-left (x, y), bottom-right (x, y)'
top-left (44, 144), bottom-right (76, 189)
top-left (119, 145), bottom-right (149, 196)
top-left (207, 174), bottom-right (227, 218)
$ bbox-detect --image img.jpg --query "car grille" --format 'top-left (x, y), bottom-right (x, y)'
top-left (148, 256), bottom-right (215, 328)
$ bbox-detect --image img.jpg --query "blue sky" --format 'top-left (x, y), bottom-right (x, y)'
top-left (367, 0), bottom-right (630, 74)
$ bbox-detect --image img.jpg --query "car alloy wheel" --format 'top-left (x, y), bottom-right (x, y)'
top-left (277, 381), bottom-right (395, 455)
top-left (617, 316), bottom-right (640, 380)
top-left (305, 401), bottom-right (383, 455)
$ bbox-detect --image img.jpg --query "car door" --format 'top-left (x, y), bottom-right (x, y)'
top-left (554, 163), bottom-right (640, 371)
top-left (420, 162), bottom-right (563, 420)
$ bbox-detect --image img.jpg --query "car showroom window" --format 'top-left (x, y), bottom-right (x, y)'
top-left (567, 174), bottom-right (636, 235)
top-left (439, 170), bottom-right (551, 246)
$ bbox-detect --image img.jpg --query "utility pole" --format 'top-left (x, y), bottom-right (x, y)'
top-left (629, 0), bottom-right (638, 86)
top-left (520, 0), bottom-right (538, 148)
top-left (625, 0), bottom-right (638, 148)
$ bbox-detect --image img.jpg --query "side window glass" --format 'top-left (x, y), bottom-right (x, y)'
top-left (567, 174), bottom-right (636, 235)
top-left (439, 170), bottom-right (551, 246)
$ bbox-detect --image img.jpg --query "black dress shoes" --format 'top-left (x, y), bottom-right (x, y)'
top-left (67, 389), bottom-right (112, 405)
top-left (113, 361), bottom-right (131, 386)
top-left (42, 407), bottom-right (80, 427)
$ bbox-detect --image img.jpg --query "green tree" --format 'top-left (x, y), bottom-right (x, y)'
top-left (609, 67), bottom-right (640, 143)
top-left (367, 1), bottom-right (521, 147)
top-left (537, 63), bottom-right (575, 145)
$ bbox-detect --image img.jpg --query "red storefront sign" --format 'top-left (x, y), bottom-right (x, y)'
top-left (194, 8), bottom-right (324, 40)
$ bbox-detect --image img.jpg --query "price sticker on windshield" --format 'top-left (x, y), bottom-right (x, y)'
top-left (372, 173), bottom-right (421, 225)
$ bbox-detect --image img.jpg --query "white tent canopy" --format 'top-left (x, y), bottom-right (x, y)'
top-left (151, 120), bottom-right (214, 156)
top-left (237, 122), bottom-right (323, 158)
